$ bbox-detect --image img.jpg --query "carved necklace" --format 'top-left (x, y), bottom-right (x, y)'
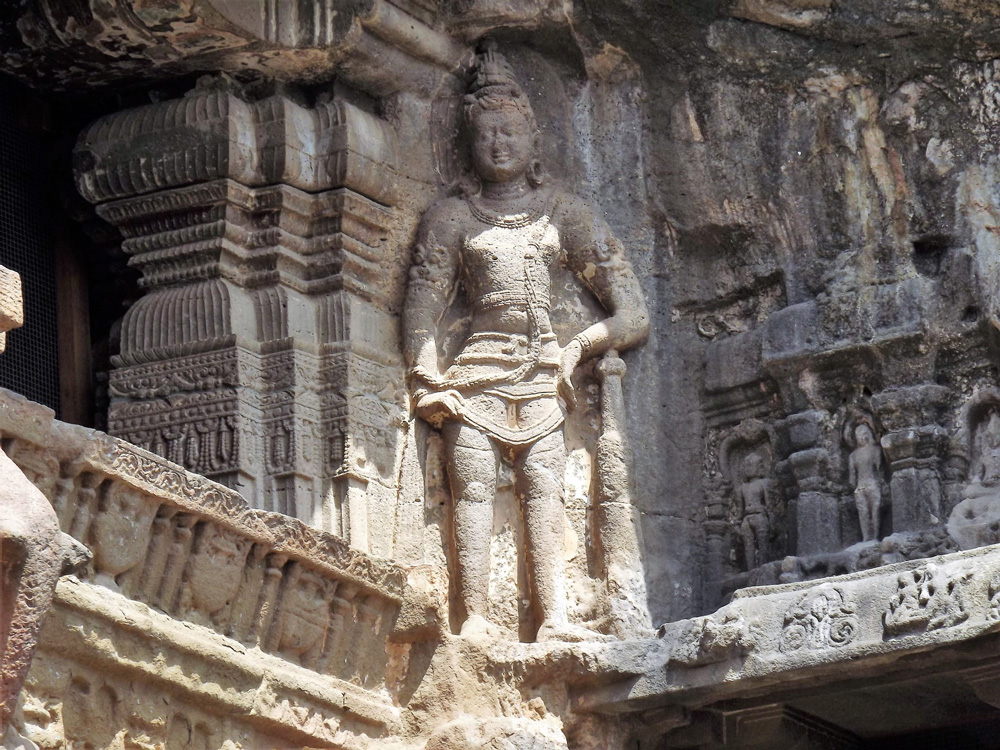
top-left (467, 188), bottom-right (546, 229)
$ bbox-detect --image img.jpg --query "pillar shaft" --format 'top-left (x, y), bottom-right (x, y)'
top-left (75, 82), bottom-right (406, 546)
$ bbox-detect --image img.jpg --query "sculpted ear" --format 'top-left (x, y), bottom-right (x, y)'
top-left (527, 131), bottom-right (544, 187)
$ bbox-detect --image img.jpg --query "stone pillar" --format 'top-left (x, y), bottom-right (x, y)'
top-left (873, 385), bottom-right (955, 533)
top-left (74, 80), bottom-right (407, 545)
top-left (702, 488), bottom-right (731, 612)
top-left (595, 353), bottom-right (651, 636)
top-left (784, 410), bottom-right (840, 556)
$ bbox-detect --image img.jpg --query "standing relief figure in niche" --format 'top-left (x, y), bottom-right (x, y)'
top-left (845, 418), bottom-right (884, 542)
top-left (403, 43), bottom-right (649, 641)
top-left (736, 452), bottom-right (771, 571)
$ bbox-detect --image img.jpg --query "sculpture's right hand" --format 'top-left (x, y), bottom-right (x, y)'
top-left (415, 390), bottom-right (463, 428)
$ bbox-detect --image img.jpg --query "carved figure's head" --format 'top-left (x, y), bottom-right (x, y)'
top-left (465, 41), bottom-right (541, 185)
top-left (742, 452), bottom-right (765, 480)
top-left (854, 423), bottom-right (875, 446)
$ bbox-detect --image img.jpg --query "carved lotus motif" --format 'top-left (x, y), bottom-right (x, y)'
top-left (780, 585), bottom-right (859, 652)
top-left (90, 484), bottom-right (158, 579)
top-left (187, 525), bottom-right (251, 617)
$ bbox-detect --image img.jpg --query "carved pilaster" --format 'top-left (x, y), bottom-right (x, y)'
top-left (874, 385), bottom-right (955, 533)
top-left (74, 81), bottom-right (407, 545)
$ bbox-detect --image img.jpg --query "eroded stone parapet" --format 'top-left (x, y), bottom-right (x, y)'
top-left (20, 577), bottom-right (400, 748)
top-left (0, 385), bottom-right (420, 722)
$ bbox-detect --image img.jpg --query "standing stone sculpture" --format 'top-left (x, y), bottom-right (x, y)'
top-left (845, 418), bottom-right (884, 542)
top-left (0, 266), bottom-right (89, 748)
top-left (736, 452), bottom-right (771, 571)
top-left (402, 42), bottom-right (649, 641)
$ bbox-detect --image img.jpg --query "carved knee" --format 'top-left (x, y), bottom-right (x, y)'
top-left (456, 480), bottom-right (493, 505)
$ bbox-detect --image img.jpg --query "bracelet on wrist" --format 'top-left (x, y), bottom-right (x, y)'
top-left (573, 332), bottom-right (595, 359)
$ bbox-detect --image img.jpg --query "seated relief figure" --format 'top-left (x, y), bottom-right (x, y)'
top-left (403, 44), bottom-right (649, 642)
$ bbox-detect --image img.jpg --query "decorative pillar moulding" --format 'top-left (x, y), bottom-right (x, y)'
top-left (74, 81), bottom-right (407, 549)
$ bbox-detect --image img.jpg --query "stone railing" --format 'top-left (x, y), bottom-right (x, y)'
top-left (0, 386), bottom-right (418, 745)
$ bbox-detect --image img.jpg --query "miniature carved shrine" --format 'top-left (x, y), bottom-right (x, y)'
top-left (7, 1), bottom-right (1000, 749)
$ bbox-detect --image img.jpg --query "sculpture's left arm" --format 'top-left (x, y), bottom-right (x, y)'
top-left (560, 194), bottom-right (650, 361)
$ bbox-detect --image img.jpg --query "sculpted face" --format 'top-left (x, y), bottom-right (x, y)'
top-left (855, 424), bottom-right (875, 446)
top-left (470, 107), bottom-right (534, 184)
top-left (743, 453), bottom-right (764, 480)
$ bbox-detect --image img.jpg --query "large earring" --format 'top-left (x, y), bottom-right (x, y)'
top-left (526, 158), bottom-right (543, 187)
top-left (526, 130), bottom-right (543, 187)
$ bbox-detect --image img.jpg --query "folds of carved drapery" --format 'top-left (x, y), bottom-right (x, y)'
top-left (74, 82), bottom-right (409, 548)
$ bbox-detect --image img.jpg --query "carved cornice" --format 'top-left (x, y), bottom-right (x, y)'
top-left (5, 0), bottom-right (468, 96)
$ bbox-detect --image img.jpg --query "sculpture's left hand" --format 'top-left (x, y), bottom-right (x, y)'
top-left (558, 339), bottom-right (583, 411)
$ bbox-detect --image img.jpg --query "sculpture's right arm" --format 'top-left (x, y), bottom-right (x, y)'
top-left (402, 202), bottom-right (461, 396)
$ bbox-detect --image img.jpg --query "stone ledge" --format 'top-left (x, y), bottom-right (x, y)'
top-left (578, 541), bottom-right (1000, 714)
top-left (38, 577), bottom-right (399, 747)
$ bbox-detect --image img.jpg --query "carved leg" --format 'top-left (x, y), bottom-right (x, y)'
top-left (0, 523), bottom-right (59, 733)
top-left (855, 488), bottom-right (878, 542)
top-left (515, 430), bottom-right (576, 642)
top-left (754, 515), bottom-right (769, 568)
top-left (442, 423), bottom-right (499, 637)
top-left (741, 517), bottom-right (757, 571)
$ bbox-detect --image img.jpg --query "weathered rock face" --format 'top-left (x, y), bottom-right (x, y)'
top-left (9, 0), bottom-right (1000, 747)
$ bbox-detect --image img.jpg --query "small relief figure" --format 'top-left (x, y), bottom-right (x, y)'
top-left (184, 525), bottom-right (251, 623)
top-left (883, 563), bottom-right (971, 638)
top-left (89, 483), bottom-right (158, 588)
top-left (736, 452), bottom-right (771, 572)
top-left (845, 419), bottom-right (884, 542)
top-left (948, 395), bottom-right (1000, 550)
top-left (403, 42), bottom-right (649, 641)
top-left (275, 567), bottom-right (333, 662)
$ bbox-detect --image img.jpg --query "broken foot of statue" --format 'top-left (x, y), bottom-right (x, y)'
top-left (535, 620), bottom-right (615, 643)
top-left (459, 614), bottom-right (503, 641)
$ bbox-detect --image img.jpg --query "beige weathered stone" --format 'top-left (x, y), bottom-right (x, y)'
top-left (0, 265), bottom-right (22, 354)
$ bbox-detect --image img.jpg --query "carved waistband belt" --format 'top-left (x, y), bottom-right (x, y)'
top-left (473, 289), bottom-right (550, 312)
top-left (452, 332), bottom-right (559, 367)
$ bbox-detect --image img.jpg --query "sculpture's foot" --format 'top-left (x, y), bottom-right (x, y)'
top-left (459, 614), bottom-right (502, 642)
top-left (535, 620), bottom-right (615, 644)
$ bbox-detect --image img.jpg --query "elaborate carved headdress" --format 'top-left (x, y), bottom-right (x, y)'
top-left (464, 40), bottom-right (537, 131)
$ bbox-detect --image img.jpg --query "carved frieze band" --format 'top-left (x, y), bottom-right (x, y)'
top-left (0, 388), bottom-right (413, 696)
top-left (661, 547), bottom-right (1000, 688)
